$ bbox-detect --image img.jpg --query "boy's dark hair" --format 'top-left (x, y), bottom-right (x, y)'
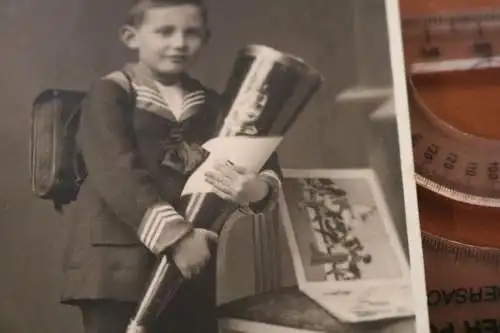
top-left (126, 0), bottom-right (208, 27)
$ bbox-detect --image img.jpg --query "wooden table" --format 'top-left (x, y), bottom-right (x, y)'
top-left (218, 287), bottom-right (415, 333)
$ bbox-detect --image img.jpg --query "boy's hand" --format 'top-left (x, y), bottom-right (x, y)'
top-left (171, 228), bottom-right (218, 280)
top-left (204, 159), bottom-right (270, 205)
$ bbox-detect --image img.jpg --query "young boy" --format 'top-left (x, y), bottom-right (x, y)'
top-left (59, 1), bottom-right (282, 332)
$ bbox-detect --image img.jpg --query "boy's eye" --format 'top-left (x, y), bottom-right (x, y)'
top-left (156, 27), bottom-right (175, 36)
top-left (185, 28), bottom-right (204, 38)
top-left (155, 27), bottom-right (204, 39)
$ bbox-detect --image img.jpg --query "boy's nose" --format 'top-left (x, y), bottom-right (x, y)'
top-left (171, 32), bottom-right (187, 49)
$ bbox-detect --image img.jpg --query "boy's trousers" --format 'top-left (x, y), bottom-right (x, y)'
top-left (78, 258), bottom-right (218, 333)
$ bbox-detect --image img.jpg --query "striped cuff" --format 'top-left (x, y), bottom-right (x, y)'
top-left (138, 203), bottom-right (193, 255)
top-left (240, 170), bottom-right (282, 216)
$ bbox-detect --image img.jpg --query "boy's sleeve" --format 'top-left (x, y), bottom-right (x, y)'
top-left (80, 73), bottom-right (193, 255)
top-left (244, 152), bottom-right (283, 215)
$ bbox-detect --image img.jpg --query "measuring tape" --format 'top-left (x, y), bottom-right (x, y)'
top-left (408, 68), bottom-right (500, 332)
top-left (422, 231), bottom-right (500, 333)
top-left (409, 74), bottom-right (500, 208)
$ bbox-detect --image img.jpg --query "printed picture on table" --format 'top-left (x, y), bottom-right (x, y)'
top-left (280, 169), bottom-right (407, 284)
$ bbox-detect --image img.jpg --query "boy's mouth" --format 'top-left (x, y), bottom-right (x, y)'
top-left (166, 55), bottom-right (188, 63)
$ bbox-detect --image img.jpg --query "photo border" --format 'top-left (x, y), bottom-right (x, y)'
top-left (385, 0), bottom-right (430, 331)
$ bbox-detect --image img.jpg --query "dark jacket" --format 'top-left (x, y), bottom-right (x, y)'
top-left (60, 63), bottom-right (282, 305)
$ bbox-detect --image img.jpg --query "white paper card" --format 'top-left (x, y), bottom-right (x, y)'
top-left (181, 136), bottom-right (282, 196)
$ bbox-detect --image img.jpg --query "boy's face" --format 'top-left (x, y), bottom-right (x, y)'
top-left (125, 4), bottom-right (208, 76)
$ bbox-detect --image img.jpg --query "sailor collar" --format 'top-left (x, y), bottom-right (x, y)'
top-left (124, 63), bottom-right (209, 123)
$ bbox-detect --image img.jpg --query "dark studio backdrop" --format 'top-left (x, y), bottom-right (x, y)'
top-left (0, 1), bottom-right (401, 332)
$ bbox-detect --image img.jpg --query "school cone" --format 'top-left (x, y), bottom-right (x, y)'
top-left (126, 44), bottom-right (324, 333)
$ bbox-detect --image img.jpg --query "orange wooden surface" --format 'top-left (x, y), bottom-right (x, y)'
top-left (412, 69), bottom-right (500, 140)
top-left (411, 69), bottom-right (500, 248)
top-left (398, 2), bottom-right (500, 329)
top-left (400, 0), bottom-right (500, 64)
top-left (402, 30), bottom-right (500, 66)
top-left (400, 0), bottom-right (500, 248)
top-left (400, 0), bottom-right (500, 17)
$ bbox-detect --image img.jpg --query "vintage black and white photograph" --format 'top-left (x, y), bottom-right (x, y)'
top-left (0, 0), bottom-right (427, 333)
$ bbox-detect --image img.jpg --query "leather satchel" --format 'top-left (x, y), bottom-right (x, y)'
top-left (29, 89), bottom-right (87, 211)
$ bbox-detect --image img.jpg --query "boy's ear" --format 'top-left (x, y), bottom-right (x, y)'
top-left (120, 25), bottom-right (139, 50)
